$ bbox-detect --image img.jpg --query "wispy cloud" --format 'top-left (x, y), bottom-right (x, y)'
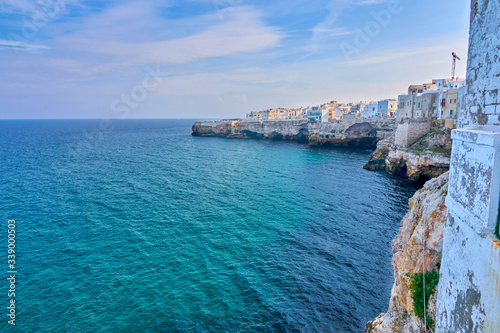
top-left (0, 39), bottom-right (50, 50)
top-left (0, 0), bottom-right (471, 119)
top-left (0, 0), bottom-right (41, 14)
top-left (55, 5), bottom-right (283, 66)
top-left (310, 27), bottom-right (354, 37)
top-left (102, 7), bottom-right (282, 64)
top-left (304, 0), bottom-right (351, 57)
top-left (0, 0), bottom-right (80, 16)
top-left (347, 44), bottom-right (457, 67)
top-left (356, 0), bottom-right (391, 5)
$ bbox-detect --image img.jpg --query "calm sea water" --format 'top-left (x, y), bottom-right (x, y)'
top-left (0, 119), bottom-right (416, 333)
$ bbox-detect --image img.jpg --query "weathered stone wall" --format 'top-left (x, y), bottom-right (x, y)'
top-left (436, 127), bottom-right (500, 332)
top-left (435, 1), bottom-right (500, 332)
top-left (395, 120), bottom-right (431, 148)
top-left (457, 0), bottom-right (500, 128)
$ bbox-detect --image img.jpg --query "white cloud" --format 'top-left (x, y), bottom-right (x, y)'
top-left (0, 0), bottom-right (39, 14)
top-left (356, 0), bottom-right (391, 5)
top-left (346, 42), bottom-right (464, 67)
top-left (57, 5), bottom-right (283, 65)
top-left (311, 27), bottom-right (354, 37)
top-left (0, 0), bottom-right (471, 119)
top-left (0, 39), bottom-right (50, 50)
top-left (305, 0), bottom-right (351, 56)
top-left (0, 0), bottom-right (80, 17)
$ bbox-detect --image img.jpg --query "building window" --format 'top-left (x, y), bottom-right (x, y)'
top-left (418, 102), bottom-right (421, 108)
top-left (441, 99), bottom-right (446, 107)
top-left (454, 99), bottom-right (457, 103)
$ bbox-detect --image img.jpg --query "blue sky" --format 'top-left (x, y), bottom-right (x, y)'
top-left (0, 0), bottom-right (470, 119)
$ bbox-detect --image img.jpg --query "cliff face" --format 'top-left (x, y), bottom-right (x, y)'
top-left (307, 121), bottom-right (386, 148)
top-left (192, 119), bottom-right (395, 149)
top-left (364, 129), bottom-right (451, 181)
top-left (366, 172), bottom-right (449, 333)
top-left (410, 128), bottom-right (452, 152)
top-left (384, 148), bottom-right (450, 181)
top-left (363, 137), bottom-right (392, 171)
top-left (191, 120), bottom-right (233, 137)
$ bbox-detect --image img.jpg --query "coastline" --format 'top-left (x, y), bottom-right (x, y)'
top-left (192, 118), bottom-right (451, 182)
top-left (192, 118), bottom-right (395, 149)
top-left (191, 117), bottom-right (448, 331)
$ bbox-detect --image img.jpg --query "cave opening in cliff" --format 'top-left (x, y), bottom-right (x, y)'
top-left (397, 163), bottom-right (408, 179)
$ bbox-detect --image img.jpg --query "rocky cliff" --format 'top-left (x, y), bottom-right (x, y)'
top-left (364, 129), bottom-right (451, 181)
top-left (190, 120), bottom-right (234, 137)
top-left (384, 148), bottom-right (450, 181)
top-left (365, 172), bottom-right (449, 333)
top-left (192, 119), bottom-right (395, 149)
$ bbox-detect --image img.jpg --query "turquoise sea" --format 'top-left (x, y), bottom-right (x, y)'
top-left (0, 119), bottom-right (416, 332)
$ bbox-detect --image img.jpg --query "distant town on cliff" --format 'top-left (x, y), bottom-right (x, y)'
top-left (242, 77), bottom-right (465, 129)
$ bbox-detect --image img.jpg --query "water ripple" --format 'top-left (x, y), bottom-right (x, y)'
top-left (0, 119), bottom-right (417, 332)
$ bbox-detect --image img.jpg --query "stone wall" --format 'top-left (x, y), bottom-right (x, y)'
top-left (436, 127), bottom-right (500, 332)
top-left (457, 0), bottom-right (500, 128)
top-left (394, 120), bottom-right (431, 148)
top-left (436, 1), bottom-right (500, 331)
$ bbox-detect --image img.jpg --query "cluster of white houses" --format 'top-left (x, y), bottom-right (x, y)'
top-left (245, 78), bottom-right (465, 128)
top-left (245, 99), bottom-right (398, 123)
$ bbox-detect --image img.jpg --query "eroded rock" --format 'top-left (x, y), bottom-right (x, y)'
top-left (365, 172), bottom-right (449, 333)
top-left (192, 119), bottom-right (394, 149)
top-left (364, 128), bottom-right (451, 181)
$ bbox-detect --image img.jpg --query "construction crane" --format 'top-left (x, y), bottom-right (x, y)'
top-left (451, 52), bottom-right (461, 80)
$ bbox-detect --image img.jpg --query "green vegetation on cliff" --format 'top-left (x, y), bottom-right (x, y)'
top-left (406, 270), bottom-right (440, 327)
top-left (410, 128), bottom-right (452, 158)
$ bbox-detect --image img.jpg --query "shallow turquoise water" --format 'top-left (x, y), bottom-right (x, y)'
top-left (0, 119), bottom-right (416, 332)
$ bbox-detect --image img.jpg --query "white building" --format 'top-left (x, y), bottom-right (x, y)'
top-left (361, 102), bottom-right (380, 118)
top-left (378, 99), bottom-right (398, 117)
top-left (307, 106), bottom-right (328, 123)
top-left (246, 110), bottom-right (269, 121)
